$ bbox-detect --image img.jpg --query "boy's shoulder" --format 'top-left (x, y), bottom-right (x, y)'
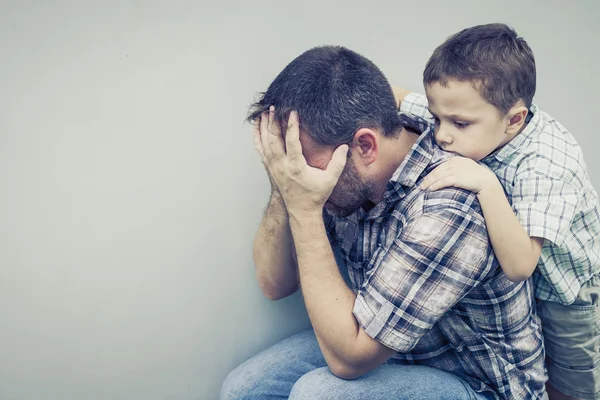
top-left (516, 104), bottom-right (578, 148)
top-left (497, 104), bottom-right (587, 181)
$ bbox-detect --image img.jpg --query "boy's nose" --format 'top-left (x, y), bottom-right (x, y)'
top-left (435, 128), bottom-right (453, 145)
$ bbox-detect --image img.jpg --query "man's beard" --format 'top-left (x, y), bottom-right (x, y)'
top-left (324, 159), bottom-right (375, 218)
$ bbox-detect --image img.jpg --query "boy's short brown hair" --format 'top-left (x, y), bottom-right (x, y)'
top-left (423, 23), bottom-right (536, 115)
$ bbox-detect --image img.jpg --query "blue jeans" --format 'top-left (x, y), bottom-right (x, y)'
top-left (220, 329), bottom-right (492, 400)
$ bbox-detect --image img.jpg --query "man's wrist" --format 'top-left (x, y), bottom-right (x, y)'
top-left (288, 208), bottom-right (326, 249)
top-left (270, 189), bottom-right (283, 203)
top-left (267, 190), bottom-right (288, 217)
top-left (287, 207), bottom-right (323, 227)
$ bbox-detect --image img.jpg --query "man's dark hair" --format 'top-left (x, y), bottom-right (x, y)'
top-left (247, 46), bottom-right (402, 146)
top-left (423, 23), bottom-right (536, 114)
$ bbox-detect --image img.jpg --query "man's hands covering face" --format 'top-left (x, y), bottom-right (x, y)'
top-left (253, 106), bottom-right (348, 217)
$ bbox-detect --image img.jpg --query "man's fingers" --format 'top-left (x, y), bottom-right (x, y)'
top-left (260, 111), bottom-right (273, 159)
top-left (326, 144), bottom-right (349, 181)
top-left (253, 122), bottom-right (265, 159)
top-left (285, 111), bottom-right (303, 158)
top-left (267, 106), bottom-right (286, 158)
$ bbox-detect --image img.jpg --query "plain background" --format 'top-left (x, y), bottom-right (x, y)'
top-left (1, 1), bottom-right (598, 399)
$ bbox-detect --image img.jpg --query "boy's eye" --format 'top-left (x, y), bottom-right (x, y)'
top-left (453, 121), bottom-right (469, 129)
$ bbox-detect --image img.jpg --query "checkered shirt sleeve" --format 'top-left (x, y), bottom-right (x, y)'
top-left (352, 196), bottom-right (493, 352)
top-left (512, 169), bottom-right (579, 247)
top-left (399, 92), bottom-right (434, 124)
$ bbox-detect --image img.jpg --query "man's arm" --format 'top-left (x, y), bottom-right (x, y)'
top-left (253, 191), bottom-right (298, 300)
top-left (254, 108), bottom-right (395, 377)
top-left (251, 119), bottom-right (299, 300)
top-left (288, 211), bottom-right (395, 379)
top-left (289, 199), bottom-right (495, 379)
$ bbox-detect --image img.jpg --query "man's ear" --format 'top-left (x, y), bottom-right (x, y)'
top-left (505, 105), bottom-right (529, 136)
top-left (351, 128), bottom-right (378, 166)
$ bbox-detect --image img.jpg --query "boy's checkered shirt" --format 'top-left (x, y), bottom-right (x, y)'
top-left (400, 93), bottom-right (600, 304)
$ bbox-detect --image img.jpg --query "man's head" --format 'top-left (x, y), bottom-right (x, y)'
top-left (248, 46), bottom-right (402, 216)
top-left (423, 23), bottom-right (536, 160)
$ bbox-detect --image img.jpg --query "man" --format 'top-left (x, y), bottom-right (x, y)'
top-left (221, 46), bottom-right (547, 399)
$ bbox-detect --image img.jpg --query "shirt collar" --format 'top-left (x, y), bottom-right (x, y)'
top-left (483, 103), bottom-right (541, 164)
top-left (390, 113), bottom-right (436, 187)
top-left (361, 113), bottom-right (437, 220)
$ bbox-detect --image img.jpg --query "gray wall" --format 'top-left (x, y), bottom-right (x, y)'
top-left (1, 1), bottom-right (598, 399)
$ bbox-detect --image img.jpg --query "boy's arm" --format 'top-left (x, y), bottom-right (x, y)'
top-left (393, 87), bottom-right (434, 124)
top-left (392, 86), bottom-right (412, 109)
top-left (421, 157), bottom-right (544, 281)
top-left (477, 177), bottom-right (544, 281)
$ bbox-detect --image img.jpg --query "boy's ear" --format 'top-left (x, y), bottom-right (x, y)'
top-left (505, 105), bottom-right (529, 136)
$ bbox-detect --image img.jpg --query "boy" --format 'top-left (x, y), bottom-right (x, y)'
top-left (394, 23), bottom-right (600, 400)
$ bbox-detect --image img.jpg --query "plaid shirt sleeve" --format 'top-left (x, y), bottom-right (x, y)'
top-left (352, 197), bottom-right (493, 352)
top-left (323, 209), bottom-right (338, 247)
top-left (512, 160), bottom-right (580, 247)
top-left (399, 92), bottom-right (433, 123)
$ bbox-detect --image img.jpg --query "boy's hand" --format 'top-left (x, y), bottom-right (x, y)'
top-left (420, 156), bottom-right (497, 194)
top-left (254, 106), bottom-right (348, 217)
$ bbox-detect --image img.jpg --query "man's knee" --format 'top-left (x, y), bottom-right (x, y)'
top-left (289, 367), bottom-right (342, 400)
top-left (220, 364), bottom-right (258, 400)
top-left (220, 330), bottom-right (325, 399)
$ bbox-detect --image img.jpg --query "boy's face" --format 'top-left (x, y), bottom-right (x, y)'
top-left (425, 80), bottom-right (512, 161)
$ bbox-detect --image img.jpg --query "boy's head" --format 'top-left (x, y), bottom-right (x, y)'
top-left (423, 23), bottom-right (536, 160)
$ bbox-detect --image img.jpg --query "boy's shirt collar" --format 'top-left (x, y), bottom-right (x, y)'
top-left (483, 103), bottom-right (542, 164)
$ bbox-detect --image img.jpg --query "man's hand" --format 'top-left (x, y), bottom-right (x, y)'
top-left (253, 119), bottom-right (281, 198)
top-left (420, 156), bottom-right (497, 194)
top-left (254, 106), bottom-right (348, 217)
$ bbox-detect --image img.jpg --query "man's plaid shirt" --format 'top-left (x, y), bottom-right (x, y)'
top-left (400, 93), bottom-right (600, 304)
top-left (324, 112), bottom-right (547, 399)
